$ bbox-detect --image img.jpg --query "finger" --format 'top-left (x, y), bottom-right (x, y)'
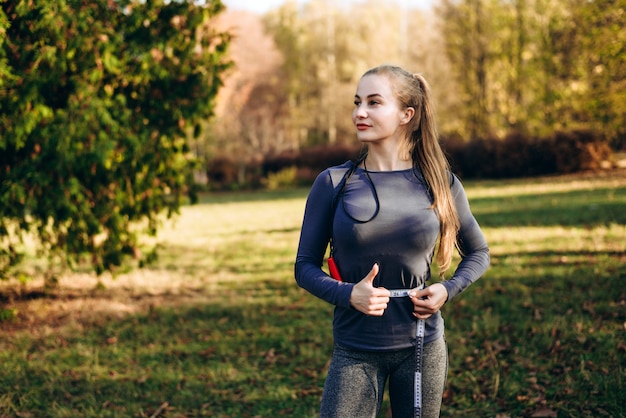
top-left (367, 306), bottom-right (387, 316)
top-left (361, 263), bottom-right (379, 284)
top-left (412, 303), bottom-right (434, 315)
top-left (409, 288), bottom-right (429, 299)
top-left (369, 301), bottom-right (388, 310)
top-left (413, 303), bottom-right (438, 316)
top-left (412, 297), bottom-right (431, 307)
top-left (371, 295), bottom-right (390, 304)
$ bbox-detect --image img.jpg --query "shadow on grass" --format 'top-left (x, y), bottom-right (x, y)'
top-left (0, 281), bottom-right (330, 417)
top-left (441, 261), bottom-right (626, 417)
top-left (492, 249), bottom-right (626, 264)
top-left (471, 186), bottom-right (626, 227)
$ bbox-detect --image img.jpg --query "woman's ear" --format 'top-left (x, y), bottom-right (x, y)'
top-left (401, 107), bottom-right (415, 125)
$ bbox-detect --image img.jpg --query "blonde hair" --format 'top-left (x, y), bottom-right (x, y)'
top-left (362, 65), bottom-right (460, 276)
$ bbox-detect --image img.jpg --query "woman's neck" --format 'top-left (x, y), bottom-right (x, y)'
top-left (362, 152), bottom-right (412, 171)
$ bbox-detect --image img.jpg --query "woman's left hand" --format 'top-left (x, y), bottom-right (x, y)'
top-left (409, 283), bottom-right (449, 319)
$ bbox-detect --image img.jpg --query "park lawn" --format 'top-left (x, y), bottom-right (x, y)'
top-left (0, 170), bottom-right (625, 417)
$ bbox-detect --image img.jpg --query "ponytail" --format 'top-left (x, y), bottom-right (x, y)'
top-left (410, 72), bottom-right (460, 275)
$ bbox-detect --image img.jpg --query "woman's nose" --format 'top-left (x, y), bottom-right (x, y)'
top-left (354, 105), bottom-right (366, 118)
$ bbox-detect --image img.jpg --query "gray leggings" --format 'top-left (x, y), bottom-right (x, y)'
top-left (320, 336), bottom-right (448, 418)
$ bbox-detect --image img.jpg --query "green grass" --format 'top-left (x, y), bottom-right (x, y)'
top-left (1, 171), bottom-right (625, 417)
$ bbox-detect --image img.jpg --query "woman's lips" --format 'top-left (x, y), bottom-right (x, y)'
top-left (356, 124), bottom-right (370, 130)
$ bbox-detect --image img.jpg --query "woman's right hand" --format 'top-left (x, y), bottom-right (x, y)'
top-left (349, 263), bottom-right (390, 316)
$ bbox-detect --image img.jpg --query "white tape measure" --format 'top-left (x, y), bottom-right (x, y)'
top-left (388, 289), bottom-right (412, 297)
top-left (388, 286), bottom-right (425, 418)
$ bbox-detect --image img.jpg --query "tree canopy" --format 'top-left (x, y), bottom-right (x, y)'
top-left (438, 0), bottom-right (626, 142)
top-left (0, 0), bottom-right (230, 281)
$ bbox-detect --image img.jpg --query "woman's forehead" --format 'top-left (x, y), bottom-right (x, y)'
top-left (355, 74), bottom-right (394, 98)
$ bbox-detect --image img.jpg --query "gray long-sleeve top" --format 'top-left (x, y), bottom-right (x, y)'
top-left (295, 161), bottom-right (490, 351)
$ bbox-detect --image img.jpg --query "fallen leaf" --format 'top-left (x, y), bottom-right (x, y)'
top-left (530, 408), bottom-right (557, 417)
top-left (264, 348), bottom-right (276, 363)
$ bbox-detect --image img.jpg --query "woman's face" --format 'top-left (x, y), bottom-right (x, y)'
top-left (352, 74), bottom-right (412, 145)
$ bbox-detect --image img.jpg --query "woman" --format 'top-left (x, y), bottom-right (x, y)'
top-left (294, 64), bottom-right (490, 418)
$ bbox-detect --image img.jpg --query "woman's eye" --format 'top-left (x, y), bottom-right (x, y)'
top-left (369, 100), bottom-right (379, 106)
top-left (354, 101), bottom-right (361, 106)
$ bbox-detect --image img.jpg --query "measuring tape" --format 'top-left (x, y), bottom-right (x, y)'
top-left (388, 287), bottom-right (425, 418)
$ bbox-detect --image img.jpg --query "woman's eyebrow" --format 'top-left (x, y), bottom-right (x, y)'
top-left (354, 93), bottom-right (384, 99)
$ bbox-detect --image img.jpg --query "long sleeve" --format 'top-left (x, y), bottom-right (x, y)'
top-left (294, 167), bottom-right (355, 308)
top-left (441, 174), bottom-right (490, 300)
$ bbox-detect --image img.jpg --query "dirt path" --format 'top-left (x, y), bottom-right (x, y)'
top-left (0, 271), bottom-right (219, 338)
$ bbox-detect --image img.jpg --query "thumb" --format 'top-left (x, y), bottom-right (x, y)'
top-left (361, 263), bottom-right (379, 285)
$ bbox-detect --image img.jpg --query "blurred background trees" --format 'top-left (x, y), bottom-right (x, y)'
top-left (202, 0), bottom-right (624, 188)
top-left (439, 0), bottom-right (625, 142)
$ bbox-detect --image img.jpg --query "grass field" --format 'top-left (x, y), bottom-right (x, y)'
top-left (1, 170), bottom-right (625, 417)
